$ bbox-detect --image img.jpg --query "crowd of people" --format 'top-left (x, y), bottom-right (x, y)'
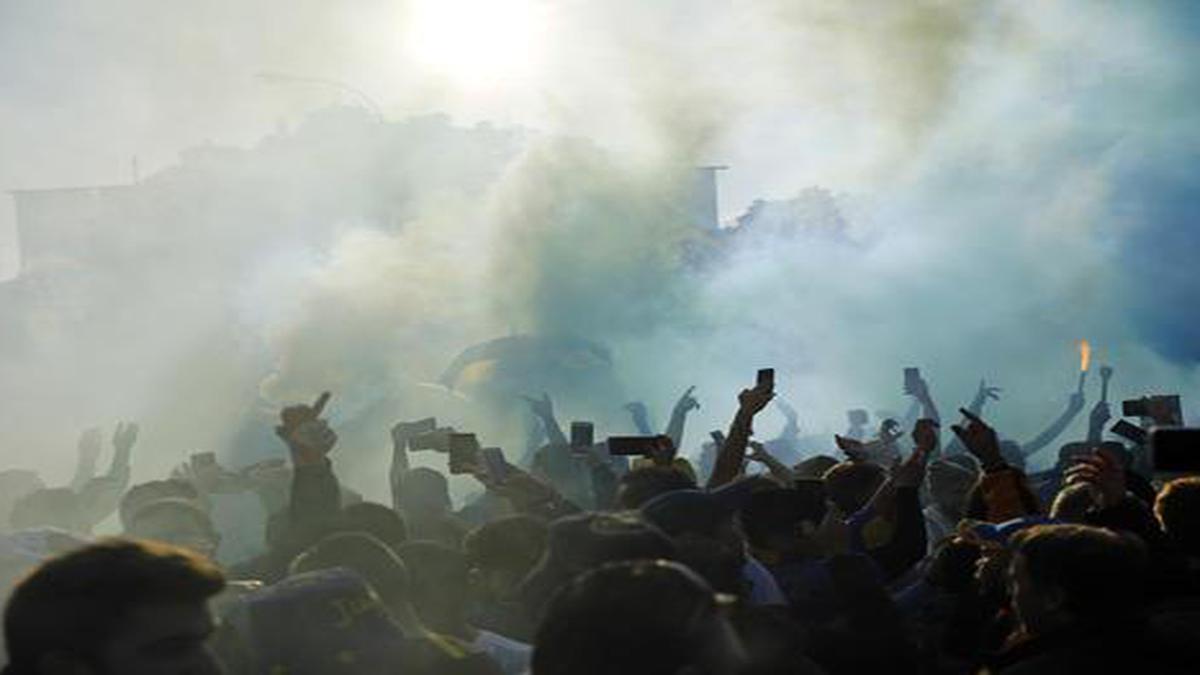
top-left (1, 368), bottom-right (1198, 674)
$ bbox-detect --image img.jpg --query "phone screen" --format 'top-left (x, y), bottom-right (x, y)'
top-left (607, 436), bottom-right (658, 456)
top-left (757, 368), bottom-right (775, 389)
top-left (904, 367), bottom-right (920, 390)
top-left (570, 422), bottom-right (595, 449)
top-left (448, 433), bottom-right (481, 472)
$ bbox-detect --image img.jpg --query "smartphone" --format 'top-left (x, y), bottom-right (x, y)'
top-left (1122, 395), bottom-right (1182, 425)
top-left (607, 436), bottom-right (660, 456)
top-left (570, 422), bottom-right (595, 449)
top-left (1110, 419), bottom-right (1147, 445)
top-left (709, 430), bottom-right (725, 446)
top-left (410, 428), bottom-right (453, 452)
top-left (847, 409), bottom-right (869, 426)
top-left (480, 447), bottom-right (510, 481)
top-left (448, 433), bottom-right (481, 473)
top-left (1151, 428), bottom-right (1200, 473)
top-left (757, 368), bottom-right (775, 390)
top-left (904, 367), bottom-right (921, 391)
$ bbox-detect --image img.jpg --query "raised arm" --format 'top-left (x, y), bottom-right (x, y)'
top-left (623, 401), bottom-right (655, 435)
top-left (943, 380), bottom-right (1000, 454)
top-left (70, 428), bottom-right (103, 492)
top-left (663, 386), bottom-right (699, 451)
top-left (106, 422), bottom-right (138, 488)
top-left (277, 392), bottom-right (341, 530)
top-left (77, 423), bottom-right (139, 530)
top-left (1020, 390), bottom-right (1085, 457)
top-left (904, 370), bottom-right (940, 425)
top-left (522, 393), bottom-right (567, 447)
top-left (707, 379), bottom-right (774, 489)
top-left (747, 441), bottom-right (795, 485)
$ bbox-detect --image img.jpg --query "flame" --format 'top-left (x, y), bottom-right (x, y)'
top-left (1078, 339), bottom-right (1091, 372)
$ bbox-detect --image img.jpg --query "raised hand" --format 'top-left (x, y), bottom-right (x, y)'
top-left (911, 418), bottom-right (940, 454)
top-left (390, 418), bottom-right (437, 448)
top-left (673, 386), bottom-right (700, 414)
top-left (1064, 446), bottom-right (1126, 509)
top-left (276, 392), bottom-right (336, 463)
top-left (974, 379), bottom-right (1002, 405)
top-left (521, 392), bottom-right (555, 420)
top-left (112, 422), bottom-right (139, 454)
top-left (624, 401), bottom-right (649, 418)
top-left (894, 420), bottom-right (937, 488)
top-left (738, 384), bottom-right (775, 416)
top-left (834, 434), bottom-right (869, 463)
top-left (1089, 401), bottom-right (1112, 429)
top-left (950, 408), bottom-right (1003, 470)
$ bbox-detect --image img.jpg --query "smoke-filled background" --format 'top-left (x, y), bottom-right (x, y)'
top-left (2, 1), bottom-right (1199, 513)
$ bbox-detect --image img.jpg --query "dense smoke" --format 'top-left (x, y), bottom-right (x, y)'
top-left (1, 0), bottom-right (1199, 507)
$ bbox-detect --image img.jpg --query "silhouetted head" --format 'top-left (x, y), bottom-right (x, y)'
top-left (1008, 524), bottom-right (1147, 636)
top-left (9, 489), bottom-right (87, 534)
top-left (290, 531), bottom-right (413, 614)
top-left (616, 466), bottom-right (696, 510)
top-left (119, 480), bottom-right (206, 532)
top-left (1048, 482), bottom-right (1098, 523)
top-left (125, 499), bottom-right (220, 560)
top-left (1155, 476), bottom-right (1200, 556)
top-left (822, 462), bottom-right (886, 514)
top-left (397, 468), bottom-right (452, 517)
top-left (340, 502), bottom-right (408, 551)
top-left (0, 471), bottom-right (45, 533)
top-left (532, 560), bottom-right (745, 675)
top-left (4, 538), bottom-right (224, 675)
top-left (464, 515), bottom-right (549, 602)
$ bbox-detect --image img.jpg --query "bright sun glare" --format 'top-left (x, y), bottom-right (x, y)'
top-left (407, 0), bottom-right (546, 88)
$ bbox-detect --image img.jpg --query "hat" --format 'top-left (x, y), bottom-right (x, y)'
top-left (639, 477), bottom-right (769, 538)
top-left (228, 568), bottom-right (409, 674)
top-left (516, 512), bottom-right (675, 617)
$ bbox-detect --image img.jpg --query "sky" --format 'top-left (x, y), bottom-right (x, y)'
top-left (1, 0), bottom-right (1199, 495)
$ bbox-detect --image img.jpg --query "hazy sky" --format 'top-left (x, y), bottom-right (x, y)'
top-left (2, 1), bottom-right (1198, 490)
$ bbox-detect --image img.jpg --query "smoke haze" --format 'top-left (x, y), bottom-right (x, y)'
top-left (2, 0), bottom-right (1198, 505)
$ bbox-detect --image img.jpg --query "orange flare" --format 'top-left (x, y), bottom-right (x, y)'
top-left (1079, 339), bottom-right (1091, 372)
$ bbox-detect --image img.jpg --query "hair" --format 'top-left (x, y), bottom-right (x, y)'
top-left (925, 536), bottom-right (982, 593)
top-left (463, 515), bottom-right (549, 576)
top-left (4, 538), bottom-right (224, 670)
top-left (119, 479), bottom-right (204, 531)
top-left (127, 499), bottom-right (217, 535)
top-left (289, 532), bottom-right (412, 610)
top-left (822, 462), bottom-right (886, 514)
top-left (793, 455), bottom-right (839, 479)
top-left (1011, 524), bottom-right (1147, 621)
top-left (738, 487), bottom-right (825, 554)
top-left (617, 466), bottom-right (696, 509)
top-left (8, 488), bottom-right (84, 532)
top-left (532, 560), bottom-right (722, 675)
top-left (1048, 482), bottom-right (1098, 523)
top-left (340, 502), bottom-right (408, 549)
top-left (1155, 476), bottom-right (1200, 555)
